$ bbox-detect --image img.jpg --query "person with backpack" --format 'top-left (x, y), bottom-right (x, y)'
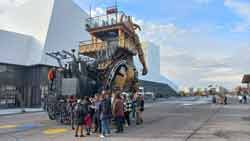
top-left (74, 98), bottom-right (88, 137)
top-left (99, 94), bottom-right (112, 138)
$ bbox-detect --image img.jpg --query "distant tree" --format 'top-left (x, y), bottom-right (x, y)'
top-left (179, 91), bottom-right (188, 96)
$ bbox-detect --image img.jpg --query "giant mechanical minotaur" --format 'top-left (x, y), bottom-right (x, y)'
top-left (79, 6), bottom-right (148, 93)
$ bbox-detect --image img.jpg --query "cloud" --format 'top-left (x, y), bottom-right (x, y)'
top-left (135, 19), bottom-right (187, 48)
top-left (140, 20), bottom-right (249, 89)
top-left (81, 6), bottom-right (250, 89)
top-left (224, 0), bottom-right (250, 32)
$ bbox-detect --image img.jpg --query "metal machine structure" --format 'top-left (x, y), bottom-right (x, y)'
top-left (45, 50), bottom-right (98, 123)
top-left (44, 6), bottom-right (148, 123)
top-left (79, 6), bottom-right (148, 93)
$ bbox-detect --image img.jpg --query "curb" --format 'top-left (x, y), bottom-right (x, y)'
top-left (0, 110), bottom-right (44, 117)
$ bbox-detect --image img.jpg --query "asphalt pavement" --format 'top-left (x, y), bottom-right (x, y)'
top-left (0, 96), bottom-right (250, 141)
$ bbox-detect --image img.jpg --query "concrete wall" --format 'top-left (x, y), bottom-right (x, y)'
top-left (41, 0), bottom-right (90, 66)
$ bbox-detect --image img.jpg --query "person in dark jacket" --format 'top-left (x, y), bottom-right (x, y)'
top-left (99, 94), bottom-right (111, 138)
top-left (224, 96), bottom-right (227, 105)
top-left (93, 95), bottom-right (101, 133)
top-left (136, 94), bottom-right (144, 125)
top-left (113, 95), bottom-right (125, 133)
top-left (68, 96), bottom-right (76, 130)
top-left (243, 95), bottom-right (247, 104)
top-left (74, 98), bottom-right (88, 137)
top-left (105, 93), bottom-right (113, 124)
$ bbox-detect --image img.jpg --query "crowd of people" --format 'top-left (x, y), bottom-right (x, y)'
top-left (67, 91), bottom-right (145, 138)
top-left (238, 95), bottom-right (248, 104)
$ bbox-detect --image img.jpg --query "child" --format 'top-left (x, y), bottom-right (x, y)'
top-left (84, 113), bottom-right (92, 136)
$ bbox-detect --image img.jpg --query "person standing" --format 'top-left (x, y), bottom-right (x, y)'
top-left (243, 95), bottom-right (247, 104)
top-left (93, 95), bottom-right (101, 134)
top-left (238, 95), bottom-right (243, 104)
top-left (113, 95), bottom-right (125, 133)
top-left (132, 94), bottom-right (137, 119)
top-left (74, 98), bottom-right (88, 137)
top-left (99, 94), bottom-right (111, 138)
top-left (224, 95), bottom-right (227, 105)
top-left (140, 94), bottom-right (145, 123)
top-left (105, 93), bottom-right (113, 123)
top-left (74, 99), bottom-right (84, 137)
top-left (124, 95), bottom-right (132, 126)
top-left (84, 113), bottom-right (92, 136)
top-left (68, 96), bottom-right (76, 130)
top-left (85, 97), bottom-right (92, 136)
top-left (136, 94), bottom-right (144, 125)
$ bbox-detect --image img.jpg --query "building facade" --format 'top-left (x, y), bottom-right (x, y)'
top-left (0, 63), bottom-right (50, 108)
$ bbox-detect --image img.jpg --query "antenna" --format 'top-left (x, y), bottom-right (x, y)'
top-left (89, 0), bottom-right (93, 18)
top-left (89, 4), bottom-right (92, 18)
top-left (115, 0), bottom-right (118, 8)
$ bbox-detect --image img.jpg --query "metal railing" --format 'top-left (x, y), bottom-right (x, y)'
top-left (86, 12), bottom-right (130, 29)
top-left (79, 38), bottom-right (137, 64)
top-left (79, 38), bottom-right (136, 53)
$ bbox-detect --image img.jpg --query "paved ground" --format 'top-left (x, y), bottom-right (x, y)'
top-left (0, 97), bottom-right (250, 141)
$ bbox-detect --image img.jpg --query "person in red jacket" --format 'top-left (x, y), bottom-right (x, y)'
top-left (113, 94), bottom-right (125, 133)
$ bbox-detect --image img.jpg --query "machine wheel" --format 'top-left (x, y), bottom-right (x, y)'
top-left (105, 60), bottom-right (128, 90)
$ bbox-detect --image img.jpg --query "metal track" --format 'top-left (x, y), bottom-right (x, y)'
top-left (105, 60), bottom-right (127, 89)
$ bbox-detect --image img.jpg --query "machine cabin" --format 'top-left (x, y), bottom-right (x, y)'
top-left (79, 6), bottom-right (140, 62)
